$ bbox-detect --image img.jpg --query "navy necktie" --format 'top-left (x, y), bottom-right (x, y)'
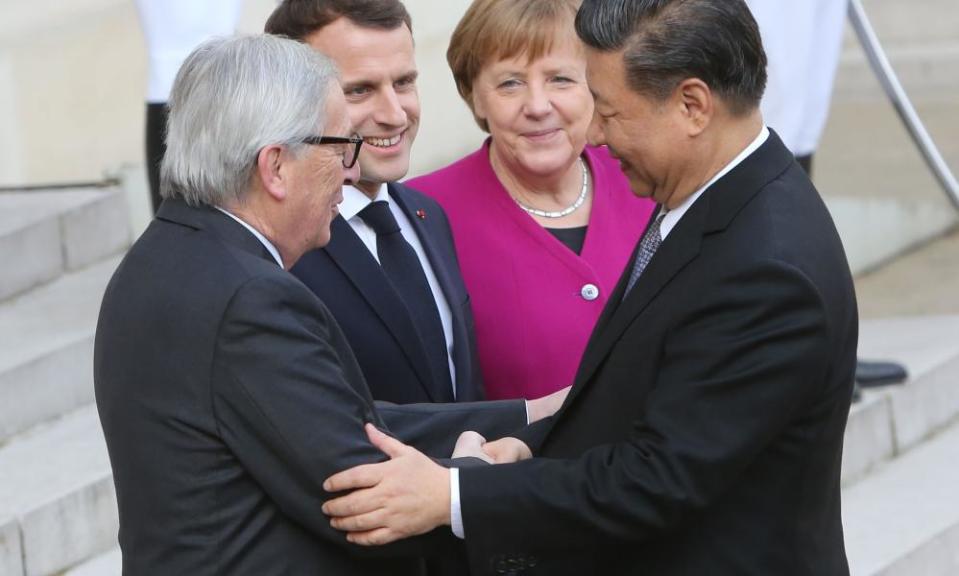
top-left (358, 201), bottom-right (453, 399)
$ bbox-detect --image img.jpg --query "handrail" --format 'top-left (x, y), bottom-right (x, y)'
top-left (848, 0), bottom-right (959, 211)
top-left (0, 178), bottom-right (121, 194)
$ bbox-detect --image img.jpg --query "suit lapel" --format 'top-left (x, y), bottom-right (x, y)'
top-left (567, 202), bottom-right (705, 406)
top-left (565, 130), bottom-right (795, 407)
top-left (323, 215), bottom-right (441, 401)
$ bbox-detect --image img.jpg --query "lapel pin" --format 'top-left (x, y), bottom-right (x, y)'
top-left (416, 209), bottom-right (426, 220)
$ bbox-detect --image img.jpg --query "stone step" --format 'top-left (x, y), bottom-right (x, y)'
top-left (843, 419), bottom-right (959, 575)
top-left (0, 187), bottom-right (128, 303)
top-left (62, 547), bottom-right (121, 576)
top-left (0, 255), bottom-right (122, 443)
top-left (842, 315), bottom-right (959, 484)
top-left (0, 405), bottom-right (117, 576)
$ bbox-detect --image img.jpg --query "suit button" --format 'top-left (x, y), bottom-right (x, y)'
top-left (581, 283), bottom-right (599, 301)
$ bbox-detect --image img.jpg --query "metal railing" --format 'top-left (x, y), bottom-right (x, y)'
top-left (0, 178), bottom-right (121, 194)
top-left (849, 0), bottom-right (959, 211)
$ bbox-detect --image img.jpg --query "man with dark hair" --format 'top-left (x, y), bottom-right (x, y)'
top-left (321, 1), bottom-right (858, 574)
top-left (264, 0), bottom-right (511, 411)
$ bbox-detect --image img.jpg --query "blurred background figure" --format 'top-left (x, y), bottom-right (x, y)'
top-left (408, 0), bottom-right (655, 401)
top-left (747, 0), bottom-right (908, 392)
top-left (135, 0), bottom-right (246, 212)
top-left (746, 0), bottom-right (847, 175)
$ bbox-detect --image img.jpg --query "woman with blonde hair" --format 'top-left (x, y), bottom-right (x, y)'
top-left (408, 0), bottom-right (655, 400)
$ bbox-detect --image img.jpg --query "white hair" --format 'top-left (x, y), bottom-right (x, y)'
top-left (160, 34), bottom-right (338, 206)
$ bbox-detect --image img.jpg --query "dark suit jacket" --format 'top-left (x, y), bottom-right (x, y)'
top-left (292, 182), bottom-right (482, 404)
top-left (93, 199), bottom-right (525, 575)
top-left (458, 131), bottom-right (857, 575)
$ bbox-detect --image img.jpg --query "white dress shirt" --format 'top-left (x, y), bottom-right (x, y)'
top-left (450, 125), bottom-right (771, 540)
top-left (340, 184), bottom-right (457, 395)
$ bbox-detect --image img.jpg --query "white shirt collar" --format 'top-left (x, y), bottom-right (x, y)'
top-left (215, 206), bottom-right (284, 269)
top-left (339, 183), bottom-right (390, 221)
top-left (660, 125), bottom-right (770, 239)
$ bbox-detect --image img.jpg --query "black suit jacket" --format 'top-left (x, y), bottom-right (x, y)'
top-left (94, 199), bottom-right (525, 575)
top-left (292, 182), bottom-right (482, 404)
top-left (459, 131), bottom-right (857, 575)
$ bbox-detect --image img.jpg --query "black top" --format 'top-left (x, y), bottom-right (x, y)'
top-left (546, 225), bottom-right (588, 255)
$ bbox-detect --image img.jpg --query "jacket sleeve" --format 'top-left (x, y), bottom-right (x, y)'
top-left (376, 399), bottom-right (527, 458)
top-left (210, 273), bottom-right (451, 557)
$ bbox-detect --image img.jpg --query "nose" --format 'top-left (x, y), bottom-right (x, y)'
top-left (587, 113), bottom-right (606, 147)
top-left (343, 159), bottom-right (361, 185)
top-left (373, 88), bottom-right (407, 128)
top-left (523, 84), bottom-right (552, 118)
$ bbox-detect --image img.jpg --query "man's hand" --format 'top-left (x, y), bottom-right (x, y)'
top-left (482, 436), bottom-right (532, 464)
top-left (452, 431), bottom-right (494, 463)
top-left (323, 424), bottom-right (451, 545)
top-left (526, 385), bottom-right (571, 423)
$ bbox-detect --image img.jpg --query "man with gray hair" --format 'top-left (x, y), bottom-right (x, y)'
top-left (94, 33), bottom-right (533, 575)
top-left (322, 1), bottom-right (857, 574)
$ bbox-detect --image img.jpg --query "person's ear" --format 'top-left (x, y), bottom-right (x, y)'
top-left (254, 144), bottom-right (289, 201)
top-left (674, 78), bottom-right (713, 136)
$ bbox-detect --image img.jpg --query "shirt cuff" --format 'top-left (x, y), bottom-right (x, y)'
top-left (450, 467), bottom-right (465, 539)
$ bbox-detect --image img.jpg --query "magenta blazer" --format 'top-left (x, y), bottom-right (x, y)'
top-left (407, 142), bottom-right (655, 400)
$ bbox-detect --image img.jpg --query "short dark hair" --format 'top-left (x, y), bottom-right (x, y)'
top-left (575, 0), bottom-right (767, 116)
top-left (265, 0), bottom-right (412, 41)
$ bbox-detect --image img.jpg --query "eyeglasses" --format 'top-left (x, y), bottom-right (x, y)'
top-left (302, 135), bottom-right (364, 168)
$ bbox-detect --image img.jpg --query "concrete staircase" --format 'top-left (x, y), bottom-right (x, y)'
top-left (843, 316), bottom-right (959, 575)
top-left (0, 189), bottom-right (956, 576)
top-left (0, 187), bottom-right (127, 576)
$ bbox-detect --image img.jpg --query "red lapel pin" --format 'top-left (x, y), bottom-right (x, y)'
top-left (416, 209), bottom-right (426, 220)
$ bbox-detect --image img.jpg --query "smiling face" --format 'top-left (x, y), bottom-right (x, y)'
top-left (305, 18), bottom-right (419, 197)
top-left (585, 48), bottom-right (687, 204)
top-left (471, 29), bottom-right (593, 181)
top-left (287, 87), bottom-right (356, 252)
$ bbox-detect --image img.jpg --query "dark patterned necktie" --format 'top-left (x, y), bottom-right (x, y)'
top-left (358, 201), bottom-right (452, 398)
top-left (623, 211), bottom-right (667, 298)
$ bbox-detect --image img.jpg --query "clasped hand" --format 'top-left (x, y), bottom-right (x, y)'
top-left (322, 424), bottom-right (531, 545)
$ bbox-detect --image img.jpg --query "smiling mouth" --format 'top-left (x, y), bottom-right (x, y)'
top-left (523, 129), bottom-right (559, 139)
top-left (365, 132), bottom-right (403, 148)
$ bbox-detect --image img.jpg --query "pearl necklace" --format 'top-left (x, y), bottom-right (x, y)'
top-left (513, 158), bottom-right (589, 219)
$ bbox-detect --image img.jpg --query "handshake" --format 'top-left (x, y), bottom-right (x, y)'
top-left (451, 431), bottom-right (532, 464)
top-left (321, 386), bottom-right (569, 546)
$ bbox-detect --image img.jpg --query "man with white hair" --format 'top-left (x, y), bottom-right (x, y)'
top-left (94, 34), bottom-right (535, 575)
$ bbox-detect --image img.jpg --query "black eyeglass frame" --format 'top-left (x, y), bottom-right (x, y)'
top-left (302, 135), bottom-right (364, 168)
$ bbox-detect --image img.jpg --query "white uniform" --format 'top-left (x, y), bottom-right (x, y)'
top-left (747, 0), bottom-right (848, 156)
top-left (136, 0), bottom-right (246, 103)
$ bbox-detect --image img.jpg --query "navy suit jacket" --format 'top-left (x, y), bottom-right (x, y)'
top-left (292, 182), bottom-right (484, 405)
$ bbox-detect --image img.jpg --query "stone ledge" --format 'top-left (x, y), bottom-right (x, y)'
top-left (0, 188), bottom-right (129, 302)
top-left (844, 421), bottom-right (959, 575)
top-left (0, 406), bottom-right (116, 576)
top-left (843, 316), bottom-right (959, 482)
